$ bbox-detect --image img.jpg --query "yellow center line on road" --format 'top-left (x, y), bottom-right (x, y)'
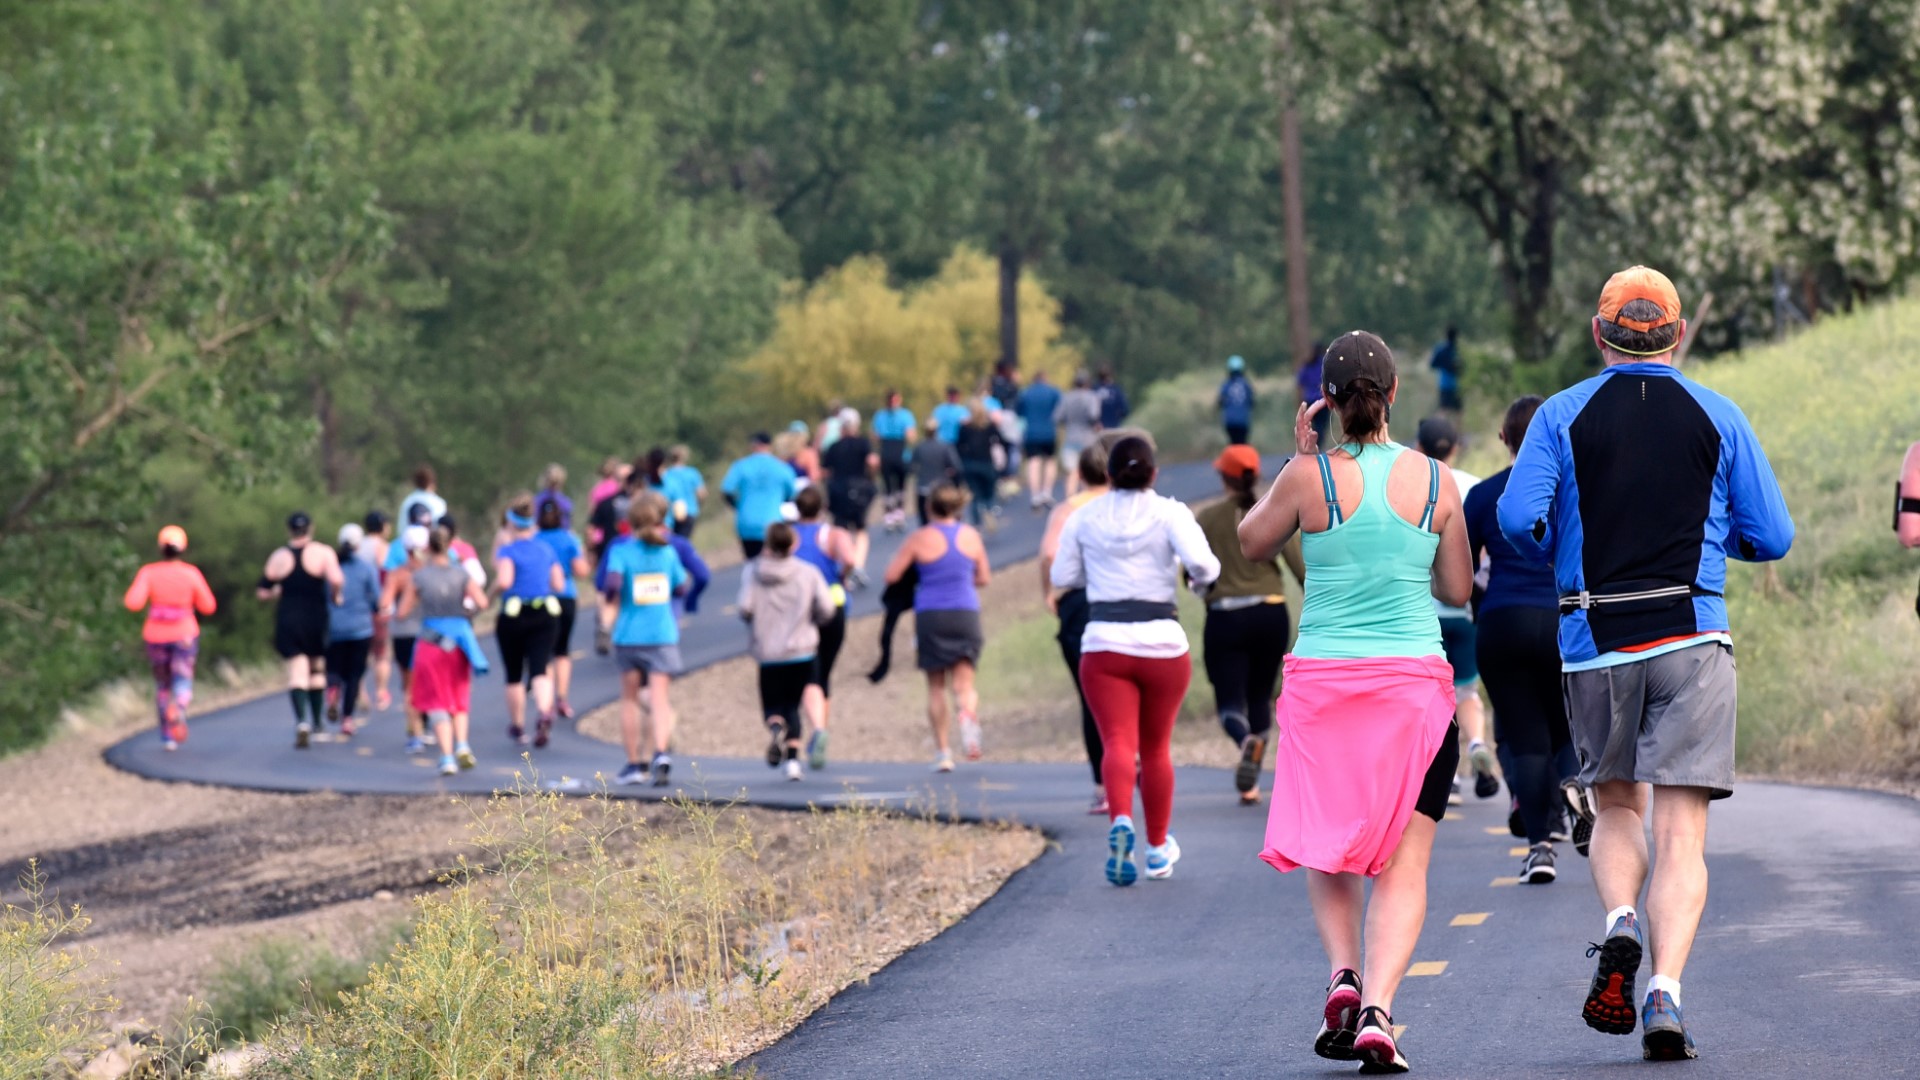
top-left (1509, 846), bottom-right (1530, 857)
top-left (1406, 961), bottom-right (1448, 977)
top-left (1484, 826), bottom-right (1510, 835)
top-left (1443, 812), bottom-right (1464, 821)
top-left (1393, 1025), bottom-right (1408, 1039)
top-left (1450, 912), bottom-right (1490, 927)
top-left (1490, 876), bottom-right (1522, 887)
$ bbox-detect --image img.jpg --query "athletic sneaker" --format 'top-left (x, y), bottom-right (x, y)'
top-left (1508, 800), bottom-right (1526, 838)
top-left (1563, 778), bottom-right (1596, 858)
top-left (1352, 1006), bottom-right (1409, 1073)
top-left (508, 722), bottom-right (526, 745)
top-left (161, 739), bottom-right (180, 753)
top-left (556, 698), bottom-right (574, 720)
top-left (1448, 777), bottom-right (1463, 806)
top-left (327, 701), bottom-right (341, 724)
top-left (958, 713), bottom-right (983, 761)
top-left (1583, 911), bottom-right (1645, 1035)
top-left (533, 714), bottom-right (553, 749)
top-left (1315, 969), bottom-right (1363, 1061)
top-left (1470, 741), bottom-right (1500, 798)
top-left (846, 568), bottom-right (870, 590)
top-left (294, 721), bottom-right (311, 749)
top-left (1087, 790), bottom-right (1108, 815)
top-left (650, 753), bottom-right (671, 787)
top-left (1641, 990), bottom-right (1698, 1061)
top-left (404, 735), bottom-right (430, 755)
top-left (438, 756), bottom-right (458, 776)
top-left (932, 753), bottom-right (955, 774)
top-left (1105, 818), bottom-right (1139, 887)
top-left (339, 717), bottom-right (357, 739)
top-left (807, 730), bottom-right (829, 770)
top-left (1235, 735), bottom-right (1266, 794)
top-left (1522, 842), bottom-right (1557, 884)
top-left (594, 624), bottom-right (612, 655)
top-left (455, 744), bottom-right (476, 771)
top-left (784, 758), bottom-right (803, 782)
top-left (1143, 835), bottom-right (1181, 880)
top-left (164, 702), bottom-right (188, 745)
top-left (765, 722), bottom-right (785, 767)
top-left (1550, 808), bottom-right (1573, 844)
top-left (615, 762), bottom-right (647, 786)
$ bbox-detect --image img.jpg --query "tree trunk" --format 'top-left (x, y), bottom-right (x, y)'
top-left (998, 243), bottom-right (1021, 371)
top-left (1277, 1), bottom-right (1313, 370)
top-left (313, 377), bottom-right (345, 496)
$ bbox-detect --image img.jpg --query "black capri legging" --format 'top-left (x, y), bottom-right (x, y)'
top-left (1054, 588), bottom-right (1101, 786)
top-left (496, 604), bottom-right (560, 686)
top-left (880, 440), bottom-right (910, 498)
top-left (326, 636), bottom-right (373, 719)
top-left (809, 605), bottom-right (848, 696)
top-left (553, 597), bottom-right (578, 658)
top-left (760, 660), bottom-right (813, 741)
top-left (1475, 604), bottom-right (1570, 844)
top-left (1202, 601), bottom-right (1290, 745)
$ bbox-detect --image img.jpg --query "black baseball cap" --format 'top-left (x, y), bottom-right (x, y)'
top-left (286, 511), bottom-right (312, 533)
top-left (1417, 415), bottom-right (1459, 459)
top-left (1322, 330), bottom-right (1396, 402)
top-left (363, 509), bottom-right (390, 532)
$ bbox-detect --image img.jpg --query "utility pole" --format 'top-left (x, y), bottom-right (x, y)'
top-left (1275, 0), bottom-right (1313, 374)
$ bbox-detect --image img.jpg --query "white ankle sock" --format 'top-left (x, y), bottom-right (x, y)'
top-left (1648, 974), bottom-right (1681, 1006)
top-left (1605, 905), bottom-right (1636, 936)
top-left (1112, 814), bottom-right (1134, 831)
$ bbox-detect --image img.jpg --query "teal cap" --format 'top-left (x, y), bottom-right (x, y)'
top-left (1227, 355), bottom-right (1246, 372)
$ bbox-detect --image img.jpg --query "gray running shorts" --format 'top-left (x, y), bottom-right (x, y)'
top-left (1562, 642), bottom-right (1737, 799)
top-left (613, 644), bottom-right (683, 678)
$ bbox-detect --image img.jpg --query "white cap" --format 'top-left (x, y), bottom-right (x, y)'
top-left (401, 524), bottom-right (430, 552)
top-left (337, 522), bottom-right (366, 548)
top-left (838, 406), bottom-right (860, 425)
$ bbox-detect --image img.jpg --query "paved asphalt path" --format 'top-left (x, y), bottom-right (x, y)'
top-left (105, 461), bottom-right (1920, 1079)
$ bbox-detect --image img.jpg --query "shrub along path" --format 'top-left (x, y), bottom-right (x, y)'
top-left (106, 460), bottom-right (1920, 1078)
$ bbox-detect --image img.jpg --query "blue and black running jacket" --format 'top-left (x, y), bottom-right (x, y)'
top-left (1496, 363), bottom-right (1794, 664)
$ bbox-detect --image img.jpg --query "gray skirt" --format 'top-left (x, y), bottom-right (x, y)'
top-left (915, 608), bottom-right (984, 672)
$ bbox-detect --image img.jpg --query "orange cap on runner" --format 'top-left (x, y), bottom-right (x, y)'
top-left (1597, 266), bottom-right (1682, 333)
top-left (1214, 444), bottom-right (1262, 478)
top-left (158, 525), bottom-right (188, 551)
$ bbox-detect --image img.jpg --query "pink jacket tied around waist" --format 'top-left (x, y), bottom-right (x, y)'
top-left (1260, 654), bottom-right (1456, 878)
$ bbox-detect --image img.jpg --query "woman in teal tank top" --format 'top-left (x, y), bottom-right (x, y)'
top-left (1238, 331), bottom-right (1474, 1074)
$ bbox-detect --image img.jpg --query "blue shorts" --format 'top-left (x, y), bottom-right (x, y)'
top-left (1439, 616), bottom-right (1479, 686)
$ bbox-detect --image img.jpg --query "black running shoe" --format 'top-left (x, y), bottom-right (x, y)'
top-left (1563, 778), bottom-right (1596, 858)
top-left (1235, 735), bottom-right (1266, 795)
top-left (1641, 990), bottom-right (1698, 1061)
top-left (1508, 800), bottom-right (1526, 838)
top-left (1313, 968), bottom-right (1361, 1060)
top-left (1352, 1006), bottom-right (1410, 1073)
top-left (1522, 842), bottom-right (1557, 884)
top-left (1470, 743), bottom-right (1500, 799)
top-left (1583, 911), bottom-right (1644, 1035)
top-left (765, 721), bottom-right (784, 767)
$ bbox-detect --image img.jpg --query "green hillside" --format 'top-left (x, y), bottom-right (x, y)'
top-left (1696, 299), bottom-right (1920, 784)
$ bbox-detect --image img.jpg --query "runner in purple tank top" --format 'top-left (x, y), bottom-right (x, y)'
top-left (884, 483), bottom-right (991, 771)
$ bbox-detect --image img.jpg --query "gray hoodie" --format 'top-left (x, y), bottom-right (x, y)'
top-left (739, 554), bottom-right (836, 664)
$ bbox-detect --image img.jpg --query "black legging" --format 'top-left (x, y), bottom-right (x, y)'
top-left (1476, 604), bottom-right (1571, 845)
top-left (326, 636), bottom-right (373, 719)
top-left (1202, 601), bottom-right (1289, 745)
top-left (1054, 588), bottom-right (1102, 785)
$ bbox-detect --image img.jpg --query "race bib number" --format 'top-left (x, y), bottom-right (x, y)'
top-left (630, 573), bottom-right (671, 606)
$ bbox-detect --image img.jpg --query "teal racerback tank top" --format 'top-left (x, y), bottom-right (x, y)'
top-left (1293, 442), bottom-right (1445, 660)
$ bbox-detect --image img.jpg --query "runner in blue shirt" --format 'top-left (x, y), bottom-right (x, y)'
top-left (871, 390), bottom-right (918, 532)
top-left (932, 386), bottom-right (972, 444)
top-left (1218, 356), bottom-right (1255, 445)
top-left (603, 491), bottom-right (690, 788)
top-left (1016, 372), bottom-right (1064, 509)
top-left (660, 447), bottom-right (706, 540)
top-left (722, 433), bottom-right (800, 559)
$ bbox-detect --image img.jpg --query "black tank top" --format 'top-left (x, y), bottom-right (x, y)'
top-left (278, 545), bottom-right (329, 607)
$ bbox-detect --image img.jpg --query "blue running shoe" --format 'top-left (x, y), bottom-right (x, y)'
top-left (1144, 835), bottom-right (1181, 880)
top-left (1641, 991), bottom-right (1698, 1061)
top-left (1583, 911), bottom-right (1644, 1034)
top-left (1105, 819), bottom-right (1138, 886)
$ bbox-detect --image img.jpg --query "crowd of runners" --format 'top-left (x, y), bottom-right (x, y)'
top-left (122, 267), bottom-right (1817, 1072)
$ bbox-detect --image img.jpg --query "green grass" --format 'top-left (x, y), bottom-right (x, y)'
top-left (201, 930), bottom-right (405, 1044)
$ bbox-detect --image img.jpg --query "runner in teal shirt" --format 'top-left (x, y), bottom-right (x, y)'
top-left (722, 434), bottom-right (799, 558)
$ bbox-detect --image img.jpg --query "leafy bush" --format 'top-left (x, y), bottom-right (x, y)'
top-left (0, 864), bottom-right (114, 1077)
top-left (202, 931), bottom-right (398, 1044)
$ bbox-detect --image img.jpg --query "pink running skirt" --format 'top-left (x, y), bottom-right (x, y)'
top-left (1259, 654), bottom-right (1456, 877)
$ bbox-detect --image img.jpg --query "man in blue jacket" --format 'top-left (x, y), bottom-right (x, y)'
top-left (1498, 266), bottom-right (1793, 1063)
top-left (1217, 355), bottom-right (1254, 445)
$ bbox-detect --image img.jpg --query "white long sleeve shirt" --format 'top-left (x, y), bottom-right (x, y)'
top-left (1051, 489), bottom-right (1221, 657)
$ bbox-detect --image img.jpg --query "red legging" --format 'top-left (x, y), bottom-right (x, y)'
top-left (1079, 650), bottom-right (1192, 846)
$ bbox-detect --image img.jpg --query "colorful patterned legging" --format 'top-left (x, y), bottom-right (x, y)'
top-left (146, 637), bottom-right (200, 732)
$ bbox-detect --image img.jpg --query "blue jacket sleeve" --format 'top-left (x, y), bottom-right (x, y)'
top-left (1725, 415), bottom-right (1794, 562)
top-left (1497, 409), bottom-right (1561, 562)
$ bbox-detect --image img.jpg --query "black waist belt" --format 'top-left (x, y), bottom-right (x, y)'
top-left (1558, 584), bottom-right (1721, 614)
top-left (1089, 600), bottom-right (1179, 623)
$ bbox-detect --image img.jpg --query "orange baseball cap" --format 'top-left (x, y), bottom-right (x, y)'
top-left (1214, 444), bottom-right (1262, 478)
top-left (157, 525), bottom-right (188, 551)
top-left (1596, 266), bottom-right (1681, 333)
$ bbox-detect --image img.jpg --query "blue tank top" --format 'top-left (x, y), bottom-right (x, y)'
top-left (499, 537), bottom-right (560, 601)
top-left (794, 522), bottom-right (842, 588)
top-left (914, 523), bottom-right (980, 612)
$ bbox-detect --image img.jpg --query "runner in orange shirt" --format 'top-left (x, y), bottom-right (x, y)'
top-left (124, 526), bottom-right (218, 750)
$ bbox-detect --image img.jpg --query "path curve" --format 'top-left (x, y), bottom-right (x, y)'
top-left (100, 460), bottom-right (1920, 1078)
